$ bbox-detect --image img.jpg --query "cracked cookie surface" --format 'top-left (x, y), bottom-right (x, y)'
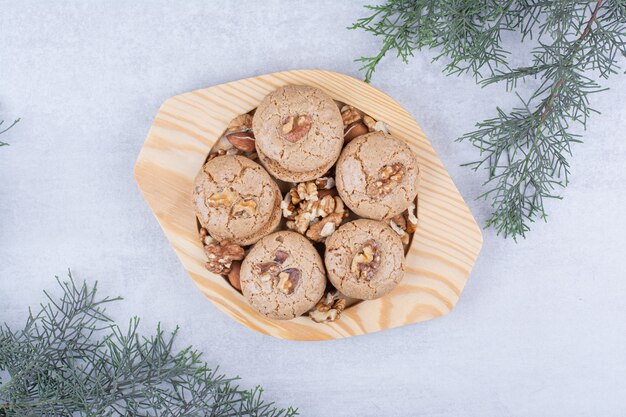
top-left (240, 231), bottom-right (326, 320)
top-left (335, 132), bottom-right (419, 220)
top-left (252, 85), bottom-right (343, 182)
top-left (325, 219), bottom-right (405, 300)
top-left (193, 155), bottom-right (281, 246)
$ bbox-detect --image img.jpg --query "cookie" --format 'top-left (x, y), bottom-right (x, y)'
top-left (324, 219), bottom-right (405, 300)
top-left (335, 132), bottom-right (419, 220)
top-left (256, 145), bottom-right (331, 183)
top-left (240, 231), bottom-right (326, 320)
top-left (193, 155), bottom-right (281, 246)
top-left (252, 85), bottom-right (343, 182)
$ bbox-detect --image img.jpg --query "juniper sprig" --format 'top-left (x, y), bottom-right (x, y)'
top-left (0, 118), bottom-right (19, 147)
top-left (352, 0), bottom-right (626, 239)
top-left (0, 273), bottom-right (298, 417)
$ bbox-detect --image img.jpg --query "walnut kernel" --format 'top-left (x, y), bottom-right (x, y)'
top-left (277, 268), bottom-right (301, 295)
top-left (208, 189), bottom-right (235, 208)
top-left (341, 105), bottom-right (361, 126)
top-left (281, 114), bottom-right (312, 143)
top-left (350, 240), bottom-right (381, 282)
top-left (204, 241), bottom-right (245, 275)
top-left (231, 197), bottom-right (258, 218)
top-left (367, 163), bottom-right (405, 197)
top-left (309, 290), bottom-right (347, 323)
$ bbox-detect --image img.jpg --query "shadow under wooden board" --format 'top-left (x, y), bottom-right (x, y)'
top-left (134, 69), bottom-right (483, 341)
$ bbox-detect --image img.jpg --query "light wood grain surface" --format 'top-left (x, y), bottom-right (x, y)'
top-left (134, 69), bottom-right (483, 340)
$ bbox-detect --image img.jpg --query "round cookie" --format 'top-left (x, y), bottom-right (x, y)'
top-left (335, 132), bottom-right (419, 220)
top-left (325, 219), bottom-right (405, 300)
top-left (252, 85), bottom-right (343, 182)
top-left (240, 231), bottom-right (326, 320)
top-left (193, 155), bottom-right (281, 246)
top-left (256, 145), bottom-right (331, 183)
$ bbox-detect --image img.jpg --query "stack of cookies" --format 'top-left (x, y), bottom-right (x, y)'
top-left (193, 85), bottom-right (419, 322)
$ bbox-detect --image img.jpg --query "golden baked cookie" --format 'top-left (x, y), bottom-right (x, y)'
top-left (325, 219), bottom-right (405, 300)
top-left (240, 231), bottom-right (326, 320)
top-left (252, 85), bottom-right (343, 182)
top-left (193, 155), bottom-right (281, 246)
top-left (335, 132), bottom-right (419, 220)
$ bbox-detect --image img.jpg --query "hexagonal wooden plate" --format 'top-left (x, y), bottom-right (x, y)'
top-left (134, 69), bottom-right (482, 341)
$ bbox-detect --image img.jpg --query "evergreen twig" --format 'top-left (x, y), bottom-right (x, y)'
top-left (0, 272), bottom-right (298, 417)
top-left (352, 0), bottom-right (626, 239)
top-left (0, 118), bottom-right (20, 147)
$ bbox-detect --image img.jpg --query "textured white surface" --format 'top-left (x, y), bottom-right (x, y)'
top-left (2, 2), bottom-right (626, 416)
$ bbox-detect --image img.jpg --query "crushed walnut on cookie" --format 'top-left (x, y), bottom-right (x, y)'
top-left (231, 197), bottom-right (258, 219)
top-left (367, 163), bottom-right (405, 197)
top-left (351, 239), bottom-right (381, 282)
top-left (281, 114), bottom-right (312, 143)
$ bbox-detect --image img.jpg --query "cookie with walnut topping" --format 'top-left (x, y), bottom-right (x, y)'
top-left (335, 131), bottom-right (419, 220)
top-left (193, 155), bottom-right (281, 246)
top-left (240, 231), bottom-right (326, 320)
top-left (252, 85), bottom-right (344, 182)
top-left (325, 219), bottom-right (405, 300)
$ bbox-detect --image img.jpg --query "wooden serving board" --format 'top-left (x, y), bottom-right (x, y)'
top-left (134, 70), bottom-right (483, 341)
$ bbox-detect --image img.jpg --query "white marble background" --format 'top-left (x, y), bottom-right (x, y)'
top-left (2, 2), bottom-right (626, 416)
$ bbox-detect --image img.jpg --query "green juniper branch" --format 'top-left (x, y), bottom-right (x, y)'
top-left (0, 118), bottom-right (20, 147)
top-left (0, 273), bottom-right (298, 417)
top-left (352, 0), bottom-right (626, 239)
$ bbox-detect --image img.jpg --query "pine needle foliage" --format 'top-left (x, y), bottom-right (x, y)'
top-left (0, 118), bottom-right (19, 147)
top-left (0, 273), bottom-right (298, 417)
top-left (351, 0), bottom-right (626, 239)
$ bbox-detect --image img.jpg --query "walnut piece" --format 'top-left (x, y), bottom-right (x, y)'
top-left (231, 197), bottom-right (257, 218)
top-left (309, 290), bottom-right (347, 323)
top-left (341, 106), bottom-right (368, 142)
top-left (315, 177), bottom-right (335, 190)
top-left (281, 114), bottom-right (312, 143)
top-left (350, 240), bottom-right (381, 282)
top-left (274, 249), bottom-right (289, 264)
top-left (280, 192), bottom-right (297, 219)
top-left (207, 147), bottom-right (241, 162)
top-left (366, 163), bottom-right (405, 197)
top-left (341, 105), bottom-right (361, 126)
top-left (204, 241), bottom-right (245, 275)
top-left (306, 212), bottom-right (343, 242)
top-left (363, 114), bottom-right (390, 134)
top-left (252, 249), bottom-right (290, 294)
top-left (226, 114), bottom-right (253, 134)
top-left (208, 189), bottom-right (236, 208)
top-left (277, 268), bottom-right (301, 295)
top-left (251, 251), bottom-right (298, 295)
top-left (284, 180), bottom-right (347, 240)
top-left (387, 202), bottom-right (418, 245)
top-left (406, 201), bottom-right (418, 233)
top-left (296, 181), bottom-right (318, 202)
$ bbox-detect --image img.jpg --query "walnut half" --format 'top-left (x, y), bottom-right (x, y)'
top-left (277, 268), bottom-right (301, 295)
top-left (204, 241), bottom-right (245, 275)
top-left (366, 163), bottom-right (405, 197)
top-left (207, 189), bottom-right (236, 208)
top-left (350, 240), bottom-right (381, 282)
top-left (231, 197), bottom-right (258, 219)
top-left (281, 114), bottom-right (312, 143)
